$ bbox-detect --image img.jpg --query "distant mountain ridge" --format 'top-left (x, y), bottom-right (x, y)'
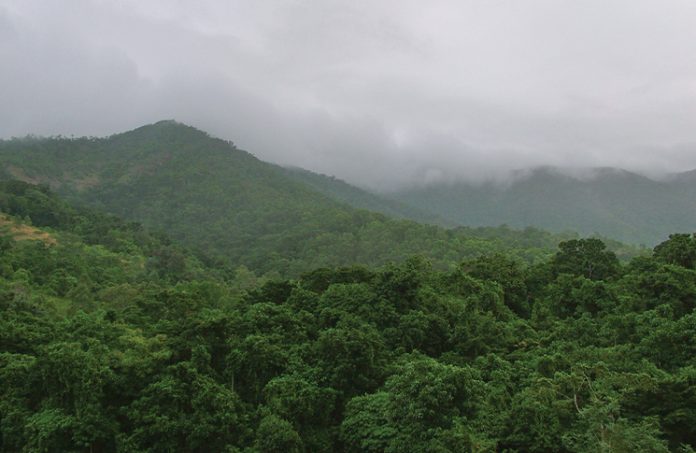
top-left (0, 121), bottom-right (584, 275)
top-left (387, 165), bottom-right (696, 245)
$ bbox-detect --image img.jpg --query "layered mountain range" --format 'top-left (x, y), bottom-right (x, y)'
top-left (0, 121), bottom-right (585, 275)
top-left (3, 120), bottom-right (687, 260)
top-left (388, 166), bottom-right (696, 245)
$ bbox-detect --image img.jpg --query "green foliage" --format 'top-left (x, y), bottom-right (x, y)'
top-left (552, 238), bottom-right (620, 280)
top-left (0, 122), bottom-right (599, 276)
top-left (341, 354), bottom-right (484, 453)
top-left (654, 233), bottom-right (696, 269)
top-left (254, 414), bottom-right (304, 453)
top-left (0, 180), bottom-right (694, 452)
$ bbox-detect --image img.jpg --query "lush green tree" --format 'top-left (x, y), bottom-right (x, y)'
top-left (254, 414), bottom-right (304, 453)
top-left (654, 233), bottom-right (696, 269)
top-left (121, 361), bottom-right (248, 451)
top-left (341, 354), bottom-right (484, 453)
top-left (552, 238), bottom-right (620, 280)
top-left (461, 254), bottom-right (530, 317)
top-left (312, 318), bottom-right (387, 399)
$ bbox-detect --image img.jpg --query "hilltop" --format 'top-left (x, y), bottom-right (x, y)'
top-left (0, 121), bottom-right (587, 275)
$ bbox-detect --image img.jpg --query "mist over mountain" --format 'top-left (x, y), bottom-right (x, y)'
top-left (387, 166), bottom-right (696, 246)
top-left (3, 1), bottom-right (696, 189)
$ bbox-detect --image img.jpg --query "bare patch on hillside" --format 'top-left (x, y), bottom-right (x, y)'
top-left (5, 165), bottom-right (63, 189)
top-left (70, 174), bottom-right (101, 190)
top-left (0, 215), bottom-right (57, 245)
top-left (6, 165), bottom-right (42, 184)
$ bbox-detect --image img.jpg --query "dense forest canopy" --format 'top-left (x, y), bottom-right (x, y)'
top-left (1, 181), bottom-right (694, 452)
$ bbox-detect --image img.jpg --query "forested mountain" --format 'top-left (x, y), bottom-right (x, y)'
top-left (1, 181), bottom-right (694, 451)
top-left (0, 121), bottom-right (601, 276)
top-left (388, 167), bottom-right (696, 246)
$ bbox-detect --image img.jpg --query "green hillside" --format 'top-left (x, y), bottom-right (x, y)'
top-left (1, 183), bottom-right (694, 451)
top-left (389, 167), bottom-right (696, 246)
top-left (0, 180), bottom-right (221, 281)
top-left (0, 121), bottom-right (593, 276)
top-left (279, 166), bottom-right (446, 225)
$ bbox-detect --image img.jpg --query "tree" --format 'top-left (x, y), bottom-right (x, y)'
top-left (653, 233), bottom-right (696, 269)
top-left (122, 362), bottom-right (248, 451)
top-left (461, 254), bottom-right (530, 317)
top-left (254, 414), bottom-right (304, 453)
top-left (552, 238), bottom-right (619, 280)
top-left (341, 354), bottom-right (483, 453)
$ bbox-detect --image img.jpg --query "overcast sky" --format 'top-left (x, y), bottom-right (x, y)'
top-left (1, 0), bottom-right (696, 189)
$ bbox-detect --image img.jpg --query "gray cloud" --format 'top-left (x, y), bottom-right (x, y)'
top-left (1, 0), bottom-right (696, 190)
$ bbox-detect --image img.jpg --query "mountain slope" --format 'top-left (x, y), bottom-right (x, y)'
top-left (389, 167), bottom-right (696, 245)
top-left (0, 121), bottom-right (581, 275)
top-left (0, 180), bottom-right (219, 301)
top-left (279, 166), bottom-right (447, 225)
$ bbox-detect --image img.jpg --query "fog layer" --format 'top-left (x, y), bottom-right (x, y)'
top-left (1, 0), bottom-right (696, 190)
